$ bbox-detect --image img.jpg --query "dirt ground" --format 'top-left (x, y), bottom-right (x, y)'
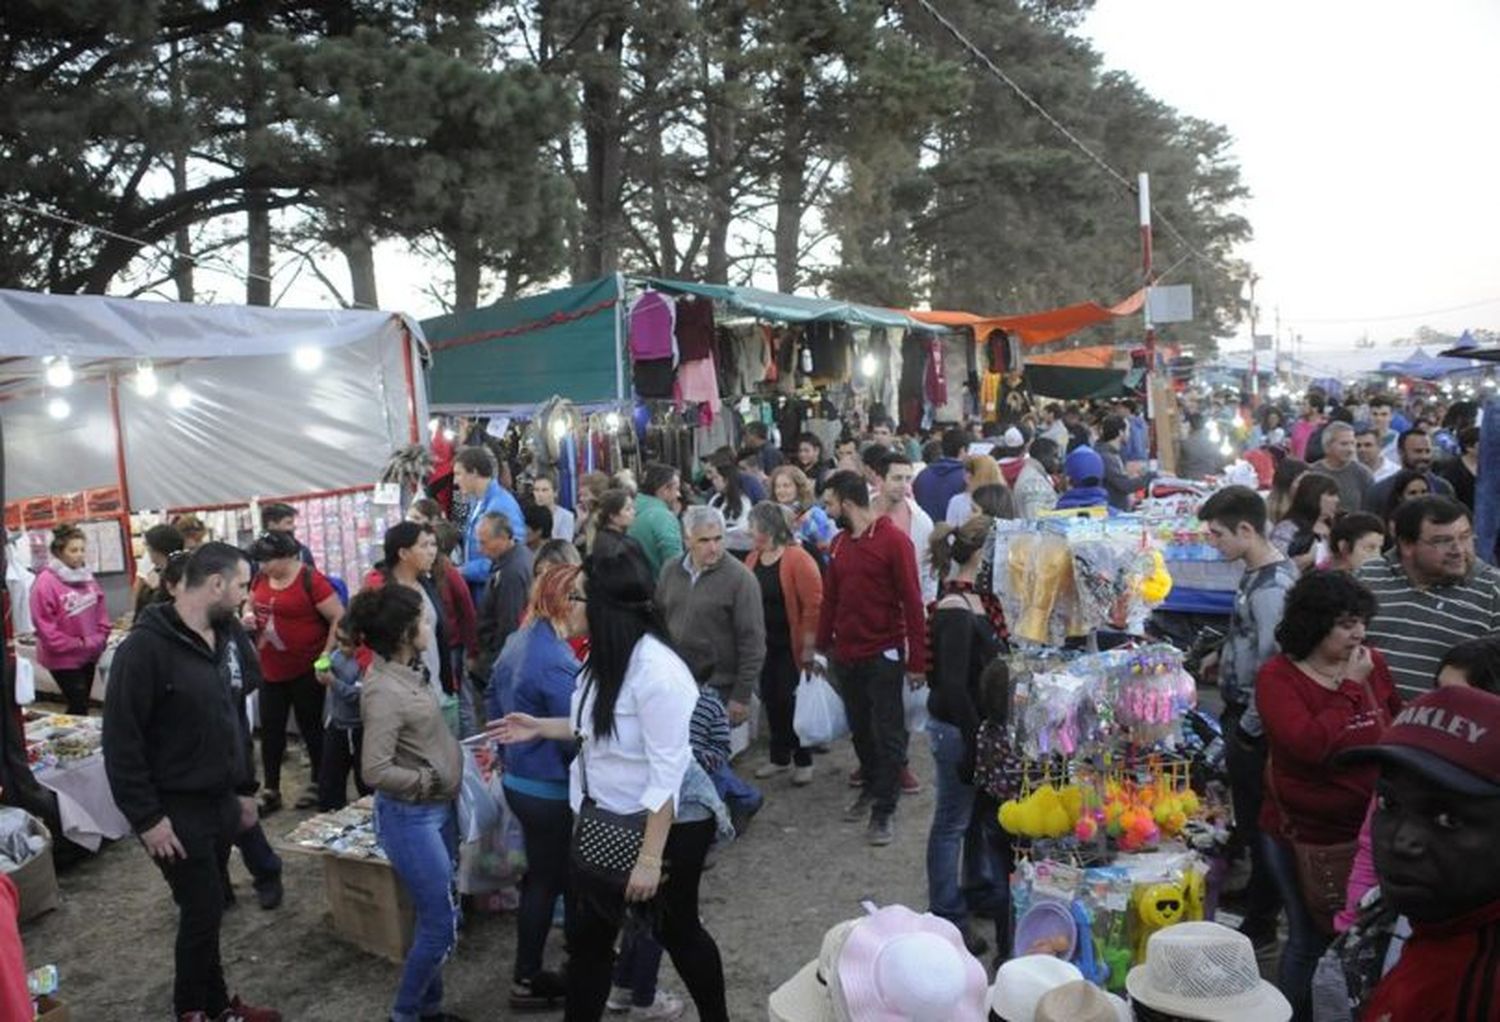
top-left (22, 732), bottom-right (934, 1021)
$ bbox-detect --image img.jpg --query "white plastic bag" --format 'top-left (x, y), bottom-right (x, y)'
top-left (456, 742), bottom-right (503, 845)
top-left (793, 668), bottom-right (848, 747)
top-left (904, 681), bottom-right (930, 733)
top-left (13, 659), bottom-right (34, 706)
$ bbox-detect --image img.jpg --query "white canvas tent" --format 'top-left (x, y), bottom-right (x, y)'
top-left (0, 289), bottom-right (430, 612)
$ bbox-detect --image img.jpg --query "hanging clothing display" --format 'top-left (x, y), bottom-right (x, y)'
top-left (674, 295), bottom-right (717, 362)
top-left (804, 322), bottom-right (853, 384)
top-left (898, 330), bottom-right (927, 435)
top-left (922, 334), bottom-right (948, 407)
top-left (632, 358), bottom-right (675, 399)
top-left (629, 290), bottom-right (678, 363)
top-left (675, 355), bottom-right (722, 417)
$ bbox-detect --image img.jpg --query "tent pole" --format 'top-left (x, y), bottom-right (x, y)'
top-left (107, 372), bottom-right (136, 585)
top-left (400, 321), bottom-right (421, 444)
top-left (614, 272), bottom-right (627, 406)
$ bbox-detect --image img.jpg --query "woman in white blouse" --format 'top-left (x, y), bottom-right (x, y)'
top-left (489, 548), bottom-right (728, 1022)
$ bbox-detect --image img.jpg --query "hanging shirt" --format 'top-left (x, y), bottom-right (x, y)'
top-left (674, 355), bottom-right (722, 415)
top-left (923, 335), bottom-right (948, 407)
top-left (629, 291), bottom-right (678, 363)
top-left (674, 296), bottom-right (717, 362)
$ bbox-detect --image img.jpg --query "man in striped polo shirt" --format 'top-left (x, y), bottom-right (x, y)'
top-left (1357, 496), bottom-right (1500, 698)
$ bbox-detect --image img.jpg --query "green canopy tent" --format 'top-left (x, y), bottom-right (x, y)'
top-left (1024, 364), bottom-right (1146, 401)
top-left (644, 277), bottom-right (925, 329)
top-left (423, 275), bottom-right (625, 411)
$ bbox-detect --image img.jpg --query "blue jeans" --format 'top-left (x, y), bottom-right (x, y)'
top-left (1261, 833), bottom-right (1332, 1022)
top-left (375, 794), bottom-right (459, 1022)
top-left (709, 761), bottom-right (762, 815)
top-left (926, 720), bottom-right (1008, 931)
top-left (612, 920), bottom-right (665, 1006)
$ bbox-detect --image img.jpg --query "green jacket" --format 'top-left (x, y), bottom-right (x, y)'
top-left (628, 494), bottom-right (684, 577)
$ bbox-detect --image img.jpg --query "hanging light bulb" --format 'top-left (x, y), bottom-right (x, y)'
top-left (1219, 438), bottom-right (1234, 457)
top-left (168, 378), bottom-right (192, 410)
top-left (45, 357), bottom-right (74, 388)
top-left (604, 412), bottom-right (622, 432)
top-left (134, 362), bottom-right (159, 397)
top-left (859, 353), bottom-right (879, 379)
top-left (549, 416), bottom-right (570, 441)
top-left (292, 346), bottom-right (324, 372)
top-left (428, 417), bottom-right (442, 438)
top-left (47, 396), bottom-right (71, 420)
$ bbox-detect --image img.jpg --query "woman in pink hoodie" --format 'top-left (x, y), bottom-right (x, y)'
top-left (29, 524), bottom-right (112, 715)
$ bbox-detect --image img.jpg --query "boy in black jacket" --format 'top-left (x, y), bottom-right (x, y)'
top-left (103, 543), bottom-right (281, 1022)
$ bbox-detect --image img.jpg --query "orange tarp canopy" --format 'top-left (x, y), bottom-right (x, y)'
top-left (1024, 345), bottom-right (1118, 369)
top-left (905, 289), bottom-right (1145, 347)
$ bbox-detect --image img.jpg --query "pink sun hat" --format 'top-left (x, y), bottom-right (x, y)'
top-left (833, 903), bottom-right (988, 1021)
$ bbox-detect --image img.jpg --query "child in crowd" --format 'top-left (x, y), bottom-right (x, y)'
top-left (315, 621), bottom-right (372, 811)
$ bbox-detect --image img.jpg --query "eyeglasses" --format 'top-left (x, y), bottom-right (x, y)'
top-left (1421, 533), bottom-right (1473, 551)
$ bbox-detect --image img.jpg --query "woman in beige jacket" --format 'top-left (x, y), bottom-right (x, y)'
top-left (353, 584), bottom-right (463, 1022)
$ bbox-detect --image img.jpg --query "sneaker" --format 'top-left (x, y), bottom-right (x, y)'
top-left (294, 785), bottom-right (319, 810)
top-left (217, 995), bottom-right (281, 1022)
top-left (257, 790), bottom-right (282, 816)
top-left (754, 762), bottom-right (789, 779)
top-left (847, 767), bottom-right (864, 787)
top-left (510, 970), bottom-right (567, 1010)
top-left (606, 986), bottom-right (634, 1012)
top-left (900, 767), bottom-right (922, 795)
top-left (866, 816), bottom-right (894, 846)
top-left (254, 874), bottom-right (283, 911)
top-left (629, 992), bottom-right (685, 1020)
top-left (843, 792), bottom-right (873, 822)
top-left (729, 798), bottom-right (762, 838)
top-left (791, 765), bottom-right (814, 786)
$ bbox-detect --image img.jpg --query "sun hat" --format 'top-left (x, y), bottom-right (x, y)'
top-left (767, 919), bottom-right (856, 1022)
top-left (1125, 922), bottom-right (1291, 1021)
top-left (1337, 686), bottom-right (1500, 797)
top-left (987, 955), bottom-right (1084, 1022)
top-left (1033, 980), bottom-right (1124, 1022)
top-left (1001, 426), bottom-right (1026, 451)
top-left (835, 904), bottom-right (988, 1021)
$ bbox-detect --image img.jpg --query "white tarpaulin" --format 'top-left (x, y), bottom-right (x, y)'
top-left (0, 291), bottom-right (429, 509)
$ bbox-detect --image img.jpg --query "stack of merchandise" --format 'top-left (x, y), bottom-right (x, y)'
top-left (23, 711), bottom-right (103, 772)
top-left (285, 798), bottom-right (384, 861)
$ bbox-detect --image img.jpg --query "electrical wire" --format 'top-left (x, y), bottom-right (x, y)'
top-left (1285, 295), bottom-right (1500, 326)
top-left (910, 0), bottom-right (1229, 278)
top-left (0, 196), bottom-right (274, 286)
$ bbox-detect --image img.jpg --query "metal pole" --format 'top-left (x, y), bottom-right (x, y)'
top-left (1139, 173), bottom-right (1156, 453)
top-left (613, 271), bottom-right (627, 406)
top-left (1248, 271), bottom-right (1259, 402)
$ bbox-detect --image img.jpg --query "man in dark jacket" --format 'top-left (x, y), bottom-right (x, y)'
top-left (103, 543), bottom-right (280, 1022)
top-left (473, 512), bottom-right (535, 681)
top-left (912, 427), bottom-right (968, 523)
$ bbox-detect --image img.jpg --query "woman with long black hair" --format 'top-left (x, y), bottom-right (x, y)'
top-left (489, 550), bottom-right (727, 1022)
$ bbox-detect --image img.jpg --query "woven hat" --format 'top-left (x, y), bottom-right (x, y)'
top-left (987, 955), bottom-right (1083, 1022)
top-left (1126, 922), bottom-right (1291, 1021)
top-left (835, 905), bottom-right (988, 1021)
top-left (1033, 980), bottom-right (1124, 1022)
top-left (768, 920), bottom-right (857, 1022)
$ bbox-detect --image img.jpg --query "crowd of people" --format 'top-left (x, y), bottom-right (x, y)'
top-left (2, 377), bottom-right (1488, 1022)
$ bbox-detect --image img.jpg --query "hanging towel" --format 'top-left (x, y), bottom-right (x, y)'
top-left (629, 290), bottom-right (678, 363)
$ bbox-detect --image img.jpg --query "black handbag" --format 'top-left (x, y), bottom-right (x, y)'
top-left (570, 681), bottom-right (648, 887)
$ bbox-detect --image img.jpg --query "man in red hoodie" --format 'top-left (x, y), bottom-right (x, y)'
top-left (0, 875), bottom-right (32, 1022)
top-left (1341, 685), bottom-right (1500, 1021)
top-left (817, 470), bottom-right (929, 848)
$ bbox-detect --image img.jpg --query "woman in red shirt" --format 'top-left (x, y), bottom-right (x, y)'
top-left (250, 530), bottom-right (344, 812)
top-left (1256, 569), bottom-right (1400, 1020)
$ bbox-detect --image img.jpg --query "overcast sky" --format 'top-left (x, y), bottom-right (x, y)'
top-left (1083, 0), bottom-right (1500, 351)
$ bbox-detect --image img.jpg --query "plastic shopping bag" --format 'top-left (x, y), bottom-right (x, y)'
top-left (904, 681), bottom-right (930, 734)
top-left (793, 666), bottom-right (849, 747)
top-left (13, 658), bottom-right (34, 706)
top-left (456, 741), bottom-right (503, 845)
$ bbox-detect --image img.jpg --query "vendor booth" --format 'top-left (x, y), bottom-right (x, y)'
top-left (0, 289), bottom-right (430, 850)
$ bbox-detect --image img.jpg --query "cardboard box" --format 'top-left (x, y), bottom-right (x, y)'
top-left (322, 854), bottom-right (413, 964)
top-left (35, 995), bottom-right (70, 1021)
top-left (6, 813), bottom-right (59, 923)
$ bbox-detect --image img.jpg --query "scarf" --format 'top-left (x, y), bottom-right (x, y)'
top-left (49, 558), bottom-right (95, 586)
top-left (931, 578), bottom-right (1010, 646)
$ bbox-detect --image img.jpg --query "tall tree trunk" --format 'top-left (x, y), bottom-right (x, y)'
top-left (342, 232), bottom-right (378, 309)
top-left (168, 39), bottom-right (195, 302)
top-left (577, 13), bottom-right (627, 281)
top-left (773, 64), bottom-right (807, 294)
top-left (702, 4), bottom-right (745, 284)
top-left (452, 232), bottom-right (481, 312)
top-left (243, 14), bottom-right (271, 306)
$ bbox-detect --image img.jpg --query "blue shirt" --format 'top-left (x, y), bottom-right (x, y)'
top-left (461, 479), bottom-right (526, 592)
top-left (488, 619), bottom-right (578, 790)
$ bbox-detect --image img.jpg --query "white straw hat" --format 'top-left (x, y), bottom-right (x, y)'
top-left (768, 920), bottom-right (856, 1022)
top-left (1125, 922), bottom-right (1291, 1021)
top-left (988, 955), bottom-right (1084, 1022)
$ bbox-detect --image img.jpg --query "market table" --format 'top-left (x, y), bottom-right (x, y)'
top-left (34, 753), bottom-right (131, 852)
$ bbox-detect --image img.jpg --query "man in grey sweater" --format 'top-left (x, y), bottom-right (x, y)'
top-left (1310, 420), bottom-right (1374, 513)
top-left (656, 505), bottom-right (766, 726)
top-left (473, 512), bottom-right (535, 680)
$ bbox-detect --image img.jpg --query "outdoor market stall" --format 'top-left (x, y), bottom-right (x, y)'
top-left (0, 289), bottom-right (431, 847)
